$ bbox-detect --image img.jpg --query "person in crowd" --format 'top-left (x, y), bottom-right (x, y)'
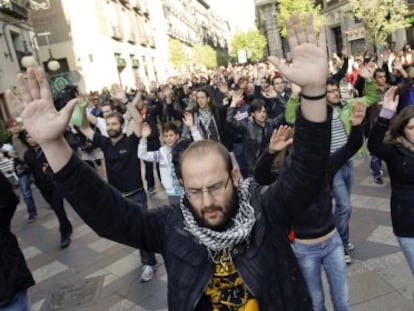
top-left (138, 115), bottom-right (202, 205)
top-left (285, 64), bottom-right (378, 264)
top-left (255, 101), bottom-right (366, 311)
top-left (0, 171), bottom-right (35, 311)
top-left (368, 86), bottom-right (414, 304)
top-left (227, 91), bottom-right (283, 177)
top-left (5, 119), bottom-right (38, 223)
top-left (7, 13), bottom-right (331, 309)
top-left (167, 86), bottom-right (233, 151)
top-left (368, 68), bottom-right (391, 184)
top-left (23, 132), bottom-right (73, 248)
top-left (78, 101), bottom-right (158, 282)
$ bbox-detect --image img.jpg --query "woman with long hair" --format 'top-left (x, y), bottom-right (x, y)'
top-left (368, 86), bottom-right (414, 302)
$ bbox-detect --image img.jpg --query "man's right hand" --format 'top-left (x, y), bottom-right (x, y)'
top-left (6, 68), bottom-right (76, 146)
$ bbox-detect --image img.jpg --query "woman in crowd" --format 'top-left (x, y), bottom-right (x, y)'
top-left (368, 86), bottom-right (414, 302)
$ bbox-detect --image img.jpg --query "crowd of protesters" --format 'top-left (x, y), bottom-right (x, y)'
top-left (3, 12), bottom-right (414, 310)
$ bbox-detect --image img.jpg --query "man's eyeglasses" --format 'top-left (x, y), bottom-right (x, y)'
top-left (185, 175), bottom-right (231, 202)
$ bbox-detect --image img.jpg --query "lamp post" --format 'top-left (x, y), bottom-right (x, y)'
top-left (35, 31), bottom-right (61, 72)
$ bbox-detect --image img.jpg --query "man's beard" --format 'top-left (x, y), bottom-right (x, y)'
top-left (107, 129), bottom-right (122, 138)
top-left (189, 191), bottom-right (239, 232)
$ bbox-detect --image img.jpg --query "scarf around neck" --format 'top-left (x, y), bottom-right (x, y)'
top-left (179, 178), bottom-right (256, 254)
top-left (395, 136), bottom-right (414, 152)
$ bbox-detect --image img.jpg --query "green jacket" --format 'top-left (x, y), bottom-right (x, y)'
top-left (285, 80), bottom-right (378, 135)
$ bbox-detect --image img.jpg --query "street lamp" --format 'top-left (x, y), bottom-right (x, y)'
top-left (36, 31), bottom-right (60, 71)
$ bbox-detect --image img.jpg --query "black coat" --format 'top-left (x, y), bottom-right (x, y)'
top-left (53, 111), bottom-right (330, 310)
top-left (368, 116), bottom-right (414, 237)
top-left (0, 172), bottom-right (35, 306)
top-left (254, 124), bottom-right (363, 239)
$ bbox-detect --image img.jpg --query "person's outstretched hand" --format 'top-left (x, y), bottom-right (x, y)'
top-left (350, 101), bottom-right (367, 126)
top-left (267, 13), bottom-right (327, 96)
top-left (383, 86), bottom-right (399, 112)
top-left (268, 125), bottom-right (294, 154)
top-left (5, 67), bottom-right (76, 146)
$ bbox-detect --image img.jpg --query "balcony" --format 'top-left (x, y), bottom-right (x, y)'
top-left (130, 0), bottom-right (140, 11)
top-left (111, 25), bottom-right (123, 41)
top-left (0, 0), bottom-right (30, 20)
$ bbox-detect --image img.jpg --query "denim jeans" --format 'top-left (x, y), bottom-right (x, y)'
top-left (0, 289), bottom-right (30, 311)
top-left (127, 190), bottom-right (157, 266)
top-left (18, 174), bottom-right (37, 217)
top-left (293, 231), bottom-right (350, 311)
top-left (397, 236), bottom-right (414, 303)
top-left (333, 160), bottom-right (354, 250)
top-left (370, 154), bottom-right (382, 178)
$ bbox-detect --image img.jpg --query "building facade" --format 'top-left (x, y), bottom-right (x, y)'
top-left (0, 0), bottom-right (230, 123)
top-left (255, 0), bottom-right (414, 59)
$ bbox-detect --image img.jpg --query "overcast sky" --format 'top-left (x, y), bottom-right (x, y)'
top-left (208, 0), bottom-right (257, 33)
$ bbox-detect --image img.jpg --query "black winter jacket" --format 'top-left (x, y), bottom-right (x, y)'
top-left (53, 111), bottom-right (330, 310)
top-left (255, 125), bottom-right (363, 239)
top-left (368, 116), bottom-right (414, 237)
top-left (227, 107), bottom-right (283, 177)
top-left (0, 172), bottom-right (35, 306)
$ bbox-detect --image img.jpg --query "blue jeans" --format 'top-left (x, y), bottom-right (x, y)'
top-left (293, 231), bottom-right (349, 311)
top-left (126, 190), bottom-right (157, 266)
top-left (0, 289), bottom-right (30, 311)
top-left (397, 236), bottom-right (414, 302)
top-left (18, 174), bottom-right (37, 217)
top-left (370, 154), bottom-right (382, 178)
top-left (333, 161), bottom-right (354, 250)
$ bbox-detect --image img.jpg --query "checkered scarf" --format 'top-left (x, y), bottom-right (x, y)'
top-left (179, 178), bottom-right (256, 252)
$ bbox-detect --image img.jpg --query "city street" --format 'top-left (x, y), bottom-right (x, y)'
top-left (7, 154), bottom-right (412, 310)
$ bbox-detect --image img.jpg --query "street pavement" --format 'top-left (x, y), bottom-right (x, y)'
top-left (7, 154), bottom-right (412, 311)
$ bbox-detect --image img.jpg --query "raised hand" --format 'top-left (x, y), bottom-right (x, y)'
top-left (218, 82), bottom-right (229, 95)
top-left (291, 82), bottom-right (302, 96)
top-left (383, 86), bottom-right (399, 112)
top-left (256, 65), bottom-right (266, 80)
top-left (268, 125), bottom-right (294, 153)
top-left (358, 63), bottom-right (375, 80)
top-left (110, 83), bottom-right (127, 102)
top-left (5, 68), bottom-right (76, 145)
top-left (350, 101), bottom-right (367, 126)
top-left (267, 13), bottom-right (327, 95)
top-left (141, 122), bottom-right (152, 139)
top-left (230, 89), bottom-right (244, 107)
top-left (182, 112), bottom-right (194, 128)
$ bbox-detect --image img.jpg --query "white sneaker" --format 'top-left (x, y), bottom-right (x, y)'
top-left (347, 242), bottom-right (355, 252)
top-left (140, 265), bottom-right (154, 282)
top-left (344, 252), bottom-right (352, 264)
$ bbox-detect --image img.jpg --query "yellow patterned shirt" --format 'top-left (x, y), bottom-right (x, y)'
top-left (205, 250), bottom-right (259, 311)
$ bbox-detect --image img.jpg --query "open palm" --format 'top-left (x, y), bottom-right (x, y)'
top-left (268, 14), bottom-right (327, 93)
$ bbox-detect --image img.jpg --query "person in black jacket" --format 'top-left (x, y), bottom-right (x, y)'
top-left (23, 132), bottom-right (73, 249)
top-left (227, 95), bottom-right (283, 177)
top-left (368, 86), bottom-right (414, 303)
top-left (7, 13), bottom-right (331, 310)
top-left (0, 171), bottom-right (35, 310)
top-left (254, 101), bottom-right (366, 311)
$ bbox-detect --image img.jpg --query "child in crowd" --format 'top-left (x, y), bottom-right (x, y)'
top-left (138, 113), bottom-right (202, 204)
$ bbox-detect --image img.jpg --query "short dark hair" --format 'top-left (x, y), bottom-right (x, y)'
top-left (162, 122), bottom-right (178, 134)
top-left (249, 98), bottom-right (266, 114)
top-left (326, 77), bottom-right (339, 87)
top-left (105, 111), bottom-right (124, 125)
top-left (390, 106), bottom-right (414, 140)
top-left (178, 140), bottom-right (233, 179)
top-left (373, 68), bottom-right (386, 79)
top-left (100, 100), bottom-right (115, 110)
